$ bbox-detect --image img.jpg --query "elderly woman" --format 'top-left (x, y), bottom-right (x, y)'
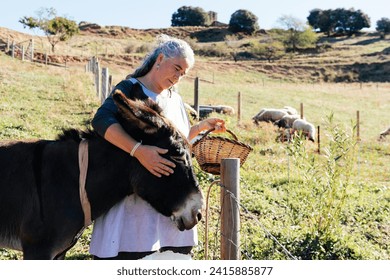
top-left (89, 35), bottom-right (225, 260)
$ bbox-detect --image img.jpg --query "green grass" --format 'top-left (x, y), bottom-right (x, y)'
top-left (0, 54), bottom-right (99, 139)
top-left (0, 52), bottom-right (389, 260)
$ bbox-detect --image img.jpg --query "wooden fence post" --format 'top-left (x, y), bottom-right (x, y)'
top-left (194, 77), bottom-right (199, 119)
top-left (30, 39), bottom-right (34, 62)
top-left (356, 110), bottom-right (360, 141)
top-left (300, 102), bottom-right (304, 119)
top-left (90, 56), bottom-right (97, 73)
top-left (317, 125), bottom-right (321, 154)
top-left (88, 57), bottom-right (93, 72)
top-left (21, 45), bottom-right (25, 61)
top-left (109, 75), bottom-right (112, 93)
top-left (220, 158), bottom-right (240, 260)
top-left (95, 61), bottom-right (100, 98)
top-left (237, 92), bottom-right (241, 124)
top-left (11, 42), bottom-right (15, 58)
top-left (101, 67), bottom-right (109, 103)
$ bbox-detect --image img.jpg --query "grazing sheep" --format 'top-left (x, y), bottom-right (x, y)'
top-left (252, 108), bottom-right (288, 124)
top-left (292, 119), bottom-right (316, 142)
top-left (379, 126), bottom-right (390, 140)
top-left (214, 105), bottom-right (235, 115)
top-left (252, 108), bottom-right (266, 119)
top-left (282, 106), bottom-right (299, 116)
top-left (275, 114), bottom-right (303, 128)
top-left (199, 105), bottom-right (235, 115)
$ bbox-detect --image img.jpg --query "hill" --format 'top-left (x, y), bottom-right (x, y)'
top-left (1, 24), bottom-right (389, 83)
top-left (0, 24), bottom-right (389, 261)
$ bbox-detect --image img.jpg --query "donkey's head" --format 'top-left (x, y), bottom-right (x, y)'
top-left (113, 85), bottom-right (203, 230)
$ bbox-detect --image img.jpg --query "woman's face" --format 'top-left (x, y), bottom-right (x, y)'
top-left (157, 56), bottom-right (190, 89)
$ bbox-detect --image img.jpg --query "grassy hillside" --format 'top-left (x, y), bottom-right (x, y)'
top-left (1, 25), bottom-right (389, 83)
top-left (0, 26), bottom-right (389, 260)
top-left (0, 54), bottom-right (100, 139)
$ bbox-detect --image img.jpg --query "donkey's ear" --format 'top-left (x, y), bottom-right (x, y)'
top-left (113, 89), bottom-right (165, 134)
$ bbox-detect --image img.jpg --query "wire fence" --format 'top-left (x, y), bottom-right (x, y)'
top-left (85, 56), bottom-right (112, 103)
top-left (2, 37), bottom-right (68, 67)
top-left (204, 177), bottom-right (297, 260)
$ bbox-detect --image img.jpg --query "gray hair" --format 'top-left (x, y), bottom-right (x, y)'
top-left (127, 34), bottom-right (194, 79)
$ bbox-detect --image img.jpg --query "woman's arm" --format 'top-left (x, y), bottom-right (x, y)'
top-left (102, 123), bottom-right (138, 154)
top-left (103, 123), bottom-right (175, 178)
top-left (188, 118), bottom-right (226, 141)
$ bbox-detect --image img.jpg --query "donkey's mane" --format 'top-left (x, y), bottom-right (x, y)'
top-left (56, 128), bottom-right (97, 142)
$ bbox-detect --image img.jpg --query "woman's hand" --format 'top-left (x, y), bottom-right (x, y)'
top-left (103, 123), bottom-right (175, 178)
top-left (133, 145), bottom-right (176, 178)
top-left (199, 117), bottom-right (226, 133)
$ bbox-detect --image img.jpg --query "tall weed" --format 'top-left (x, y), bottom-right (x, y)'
top-left (285, 113), bottom-right (358, 259)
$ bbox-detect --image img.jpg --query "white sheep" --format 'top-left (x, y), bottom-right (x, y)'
top-left (252, 108), bottom-right (288, 124)
top-left (379, 126), bottom-right (390, 140)
top-left (214, 105), bottom-right (235, 115)
top-left (292, 119), bottom-right (316, 142)
top-left (275, 114), bottom-right (303, 128)
top-left (282, 106), bottom-right (299, 116)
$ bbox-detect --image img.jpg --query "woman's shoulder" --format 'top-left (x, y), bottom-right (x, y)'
top-left (115, 79), bottom-right (148, 100)
top-left (115, 78), bottom-right (135, 89)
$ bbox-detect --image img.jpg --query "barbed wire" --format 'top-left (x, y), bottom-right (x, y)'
top-left (205, 179), bottom-right (297, 260)
top-left (221, 183), bottom-right (297, 260)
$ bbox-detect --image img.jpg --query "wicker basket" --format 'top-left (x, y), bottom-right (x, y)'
top-left (192, 128), bottom-right (253, 175)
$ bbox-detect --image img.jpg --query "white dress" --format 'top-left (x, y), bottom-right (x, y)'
top-left (89, 79), bottom-right (197, 258)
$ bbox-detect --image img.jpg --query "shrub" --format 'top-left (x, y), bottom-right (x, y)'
top-left (194, 44), bottom-right (229, 57)
top-left (229, 9), bottom-right (259, 34)
top-left (171, 6), bottom-right (210, 27)
top-left (376, 17), bottom-right (390, 38)
top-left (284, 114), bottom-right (359, 259)
top-left (251, 41), bottom-right (284, 62)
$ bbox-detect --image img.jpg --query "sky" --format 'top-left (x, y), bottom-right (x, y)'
top-left (0, 0), bottom-right (387, 35)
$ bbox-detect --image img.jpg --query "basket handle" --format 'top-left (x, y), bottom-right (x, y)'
top-left (198, 128), bottom-right (238, 141)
